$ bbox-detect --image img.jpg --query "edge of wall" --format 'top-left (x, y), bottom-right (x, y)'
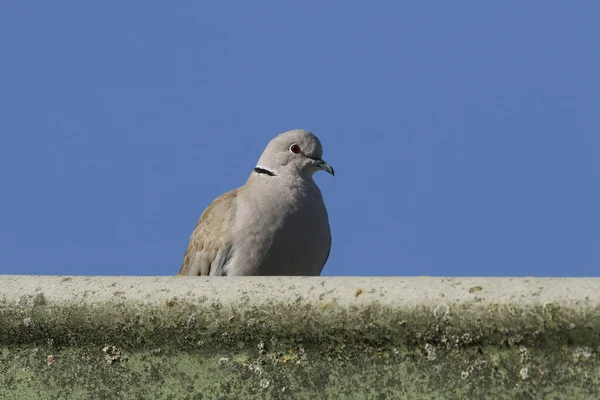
top-left (1, 276), bottom-right (599, 399)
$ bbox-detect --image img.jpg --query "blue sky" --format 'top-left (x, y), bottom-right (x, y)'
top-left (0, 2), bottom-right (598, 277)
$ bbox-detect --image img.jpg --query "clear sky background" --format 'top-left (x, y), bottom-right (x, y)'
top-left (0, 2), bottom-right (598, 277)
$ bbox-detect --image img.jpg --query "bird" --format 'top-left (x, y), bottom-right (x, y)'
top-left (178, 129), bottom-right (334, 276)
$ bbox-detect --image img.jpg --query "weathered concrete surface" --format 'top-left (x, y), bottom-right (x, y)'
top-left (1, 276), bottom-right (599, 399)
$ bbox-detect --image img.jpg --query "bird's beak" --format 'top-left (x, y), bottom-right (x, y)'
top-left (315, 158), bottom-right (335, 176)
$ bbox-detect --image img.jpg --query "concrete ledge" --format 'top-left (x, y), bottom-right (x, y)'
top-left (1, 276), bottom-right (599, 399)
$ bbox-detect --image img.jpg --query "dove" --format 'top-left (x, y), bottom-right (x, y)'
top-left (179, 129), bottom-right (334, 276)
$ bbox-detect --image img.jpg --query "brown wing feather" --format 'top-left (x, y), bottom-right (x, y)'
top-left (179, 189), bottom-right (238, 275)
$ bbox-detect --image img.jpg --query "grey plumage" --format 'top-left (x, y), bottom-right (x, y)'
top-left (179, 129), bottom-right (334, 276)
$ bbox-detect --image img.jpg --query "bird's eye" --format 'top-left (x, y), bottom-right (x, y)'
top-left (290, 144), bottom-right (301, 154)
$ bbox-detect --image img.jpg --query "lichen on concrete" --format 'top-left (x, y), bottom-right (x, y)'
top-left (1, 276), bottom-right (600, 399)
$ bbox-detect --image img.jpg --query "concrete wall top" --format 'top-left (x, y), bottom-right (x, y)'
top-left (1, 276), bottom-right (599, 399)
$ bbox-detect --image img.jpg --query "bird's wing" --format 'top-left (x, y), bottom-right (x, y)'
top-left (179, 189), bottom-right (238, 276)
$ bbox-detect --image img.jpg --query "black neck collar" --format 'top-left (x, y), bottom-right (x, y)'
top-left (253, 167), bottom-right (276, 176)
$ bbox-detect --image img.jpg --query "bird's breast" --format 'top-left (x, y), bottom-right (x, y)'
top-left (230, 187), bottom-right (331, 275)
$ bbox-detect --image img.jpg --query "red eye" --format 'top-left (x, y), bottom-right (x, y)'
top-left (290, 144), bottom-right (301, 154)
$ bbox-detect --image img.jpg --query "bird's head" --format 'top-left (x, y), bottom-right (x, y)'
top-left (255, 129), bottom-right (334, 178)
